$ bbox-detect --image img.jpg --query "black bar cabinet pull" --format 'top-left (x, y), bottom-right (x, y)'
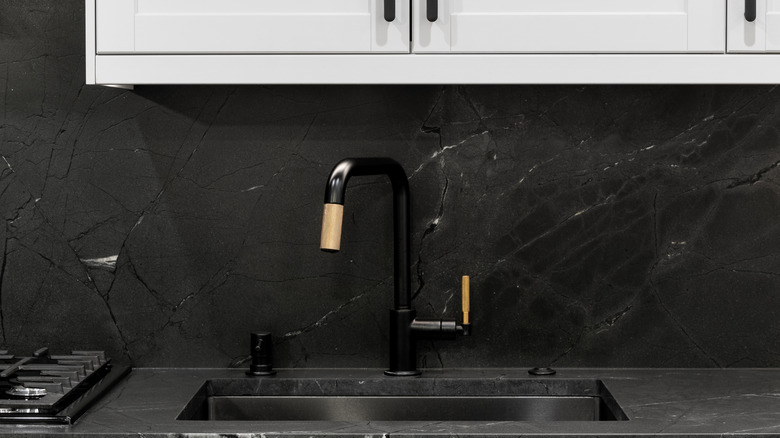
top-left (745, 0), bottom-right (757, 22)
top-left (427, 0), bottom-right (438, 22)
top-left (384, 0), bottom-right (395, 22)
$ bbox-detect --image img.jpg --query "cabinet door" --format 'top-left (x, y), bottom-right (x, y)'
top-left (95, 0), bottom-right (409, 54)
top-left (414, 0), bottom-right (725, 53)
top-left (728, 0), bottom-right (780, 52)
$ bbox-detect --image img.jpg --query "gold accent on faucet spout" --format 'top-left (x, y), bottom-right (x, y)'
top-left (320, 203), bottom-right (344, 252)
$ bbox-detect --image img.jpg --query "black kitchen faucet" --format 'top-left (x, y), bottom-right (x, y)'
top-left (320, 157), bottom-right (471, 376)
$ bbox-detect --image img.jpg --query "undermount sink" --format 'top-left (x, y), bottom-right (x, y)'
top-left (177, 377), bottom-right (627, 422)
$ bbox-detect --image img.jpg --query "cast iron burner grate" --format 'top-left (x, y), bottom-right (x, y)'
top-left (0, 348), bottom-right (129, 424)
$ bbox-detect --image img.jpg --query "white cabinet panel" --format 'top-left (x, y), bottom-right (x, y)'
top-left (414, 0), bottom-right (726, 53)
top-left (770, 0), bottom-right (780, 50)
top-left (728, 0), bottom-right (780, 52)
top-left (96, 0), bottom-right (409, 54)
top-left (132, 14), bottom-right (372, 53)
top-left (96, 0), bottom-right (134, 53)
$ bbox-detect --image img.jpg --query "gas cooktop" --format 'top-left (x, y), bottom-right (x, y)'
top-left (0, 348), bottom-right (129, 424)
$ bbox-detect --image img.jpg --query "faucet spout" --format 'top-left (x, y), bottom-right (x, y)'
top-left (320, 157), bottom-right (412, 310)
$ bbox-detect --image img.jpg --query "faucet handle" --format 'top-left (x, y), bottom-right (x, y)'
top-left (461, 275), bottom-right (472, 335)
top-left (462, 275), bottom-right (470, 324)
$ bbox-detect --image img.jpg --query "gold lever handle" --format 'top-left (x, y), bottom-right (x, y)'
top-left (462, 275), bottom-right (470, 325)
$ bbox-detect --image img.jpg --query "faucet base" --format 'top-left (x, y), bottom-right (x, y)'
top-left (388, 308), bottom-right (419, 376)
top-left (384, 369), bottom-right (422, 377)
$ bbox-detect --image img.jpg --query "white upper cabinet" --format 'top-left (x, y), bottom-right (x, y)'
top-left (88, 0), bottom-right (780, 84)
top-left (414, 0), bottom-right (726, 53)
top-left (96, 0), bottom-right (410, 53)
top-left (728, 0), bottom-right (780, 52)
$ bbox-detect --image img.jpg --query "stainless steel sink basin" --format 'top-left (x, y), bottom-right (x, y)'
top-left (177, 377), bottom-right (627, 422)
top-left (200, 395), bottom-right (618, 421)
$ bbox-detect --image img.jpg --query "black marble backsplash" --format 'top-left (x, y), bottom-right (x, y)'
top-left (2, 1), bottom-right (780, 368)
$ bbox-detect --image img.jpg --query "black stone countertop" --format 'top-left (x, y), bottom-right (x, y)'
top-left (4, 368), bottom-right (780, 437)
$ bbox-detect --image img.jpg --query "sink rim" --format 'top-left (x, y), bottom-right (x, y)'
top-left (176, 377), bottom-right (629, 422)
